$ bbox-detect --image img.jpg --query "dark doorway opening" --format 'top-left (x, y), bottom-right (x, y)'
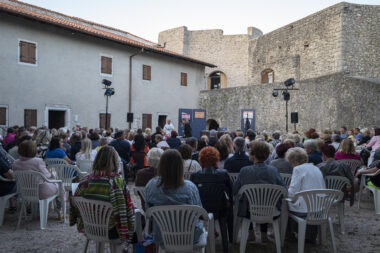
top-left (207, 119), bottom-right (219, 130)
top-left (48, 110), bottom-right (65, 129)
top-left (158, 115), bottom-right (167, 129)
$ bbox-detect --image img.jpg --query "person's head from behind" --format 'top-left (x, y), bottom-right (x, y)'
top-left (233, 137), bottom-right (246, 154)
top-left (49, 136), bottom-right (62, 150)
top-left (272, 132), bottom-right (280, 141)
top-left (7, 127), bottom-right (14, 134)
top-left (215, 140), bottom-right (229, 161)
top-left (93, 146), bottom-right (119, 176)
top-left (339, 138), bottom-right (355, 155)
top-left (248, 140), bottom-right (270, 163)
top-left (18, 140), bottom-right (37, 158)
top-left (303, 140), bottom-right (317, 154)
top-left (99, 137), bottom-right (108, 147)
top-left (178, 144), bottom-right (193, 160)
top-left (361, 128), bottom-right (370, 137)
top-left (114, 130), bottom-right (124, 140)
top-left (276, 143), bottom-right (291, 159)
top-left (200, 135), bottom-right (209, 144)
top-left (246, 129), bottom-right (256, 141)
top-left (145, 128), bottom-right (152, 136)
top-left (156, 126), bottom-right (162, 133)
top-left (16, 135), bottom-right (32, 146)
top-left (320, 144), bottom-right (336, 161)
top-left (185, 137), bottom-right (197, 151)
top-left (80, 138), bottom-right (92, 155)
top-left (198, 146), bottom-right (219, 168)
top-left (210, 129), bottom-right (217, 137)
top-left (332, 134), bottom-right (341, 143)
top-left (89, 132), bottom-right (100, 141)
top-left (158, 149), bottom-right (184, 190)
top-left (197, 139), bottom-right (207, 151)
top-left (171, 130), bottom-right (178, 138)
top-left (374, 128), bottom-right (380, 136)
top-left (147, 148), bottom-right (164, 169)
top-left (285, 147), bottom-right (308, 167)
top-left (134, 134), bottom-right (146, 152)
top-left (155, 134), bottom-right (163, 143)
top-left (235, 130), bottom-right (244, 137)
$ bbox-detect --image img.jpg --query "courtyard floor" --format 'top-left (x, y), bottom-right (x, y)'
top-left (1, 185), bottom-right (380, 253)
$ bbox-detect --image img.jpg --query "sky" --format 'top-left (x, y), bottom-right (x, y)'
top-left (21, 0), bottom-right (380, 42)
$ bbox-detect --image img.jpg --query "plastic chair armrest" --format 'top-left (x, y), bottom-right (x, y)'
top-left (46, 179), bottom-right (63, 183)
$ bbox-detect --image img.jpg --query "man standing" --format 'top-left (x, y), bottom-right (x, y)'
top-left (183, 119), bottom-right (192, 138)
top-left (163, 119), bottom-right (175, 138)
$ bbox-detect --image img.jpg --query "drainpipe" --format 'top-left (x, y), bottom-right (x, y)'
top-left (129, 48), bottom-right (144, 129)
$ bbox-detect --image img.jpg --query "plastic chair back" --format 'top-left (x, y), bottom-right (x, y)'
top-left (73, 197), bottom-right (113, 243)
top-left (294, 189), bottom-right (343, 225)
top-left (280, 173), bottom-right (292, 187)
top-left (238, 184), bottom-right (287, 223)
top-left (146, 205), bottom-right (210, 252)
top-left (228, 173), bottom-right (239, 184)
top-left (13, 170), bottom-right (41, 202)
top-left (45, 158), bottom-right (68, 171)
top-left (52, 164), bottom-right (79, 190)
top-left (77, 159), bottom-right (93, 174)
top-left (133, 187), bottom-right (146, 204)
top-left (338, 159), bottom-right (362, 175)
top-left (325, 176), bottom-right (351, 191)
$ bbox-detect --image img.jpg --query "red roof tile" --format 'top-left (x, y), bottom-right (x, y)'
top-left (0, 1), bottom-right (216, 67)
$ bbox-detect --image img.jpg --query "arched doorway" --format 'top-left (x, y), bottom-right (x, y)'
top-left (208, 71), bottom-right (227, 89)
top-left (206, 119), bottom-right (219, 130)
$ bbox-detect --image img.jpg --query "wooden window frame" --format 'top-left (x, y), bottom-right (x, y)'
top-left (261, 69), bottom-right (274, 84)
top-left (18, 39), bottom-right (38, 66)
top-left (181, 72), bottom-right (188, 86)
top-left (143, 65), bottom-right (151, 81)
top-left (101, 55), bottom-right (113, 76)
top-left (0, 105), bottom-right (8, 126)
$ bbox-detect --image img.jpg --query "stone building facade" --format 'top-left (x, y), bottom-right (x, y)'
top-left (159, 2), bottom-right (380, 132)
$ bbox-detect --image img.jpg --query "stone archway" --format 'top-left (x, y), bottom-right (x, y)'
top-left (206, 119), bottom-right (219, 130)
top-left (207, 71), bottom-right (227, 89)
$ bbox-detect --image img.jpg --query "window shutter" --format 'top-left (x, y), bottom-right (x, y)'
top-left (19, 41), bottom-right (27, 62)
top-left (107, 58), bottom-right (112, 74)
top-left (261, 72), bottom-right (269, 83)
top-left (143, 65), bottom-right (151, 80)
top-left (147, 66), bottom-right (151, 80)
top-left (101, 56), bottom-right (106, 73)
top-left (0, 108), bottom-right (6, 125)
top-left (24, 109), bottom-right (37, 128)
top-left (101, 56), bottom-right (112, 74)
top-left (181, 72), bottom-right (187, 86)
top-left (29, 43), bottom-right (36, 64)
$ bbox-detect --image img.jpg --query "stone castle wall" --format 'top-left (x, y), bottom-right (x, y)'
top-left (199, 73), bottom-right (380, 133)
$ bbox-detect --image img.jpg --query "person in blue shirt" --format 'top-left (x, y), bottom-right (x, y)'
top-left (354, 128), bottom-right (363, 141)
top-left (45, 136), bottom-right (72, 164)
top-left (304, 140), bottom-right (322, 165)
top-left (340, 126), bottom-right (348, 140)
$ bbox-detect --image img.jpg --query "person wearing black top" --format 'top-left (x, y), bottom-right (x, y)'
top-left (150, 126), bottom-right (162, 145)
top-left (166, 130), bottom-right (181, 149)
top-left (224, 137), bottom-right (253, 173)
top-left (109, 130), bottom-right (130, 163)
top-left (182, 119), bottom-right (192, 138)
top-left (69, 133), bottom-right (82, 161)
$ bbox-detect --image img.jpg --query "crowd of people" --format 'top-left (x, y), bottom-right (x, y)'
top-left (1, 122), bottom-right (380, 252)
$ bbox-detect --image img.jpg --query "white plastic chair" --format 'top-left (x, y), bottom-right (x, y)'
top-left (280, 173), bottom-right (292, 188)
top-left (133, 186), bottom-right (146, 207)
top-left (77, 159), bottom-right (94, 174)
top-left (45, 158), bottom-right (68, 171)
top-left (0, 175), bottom-right (16, 226)
top-left (73, 197), bottom-right (122, 253)
top-left (358, 169), bottom-right (380, 214)
top-left (52, 164), bottom-right (86, 192)
top-left (235, 184), bottom-right (287, 253)
top-left (13, 170), bottom-right (64, 229)
top-left (325, 176), bottom-right (351, 233)
top-left (135, 208), bottom-right (145, 242)
top-left (228, 173), bottom-right (239, 184)
top-left (338, 159), bottom-right (362, 176)
top-left (287, 189), bottom-right (343, 253)
top-left (145, 205), bottom-right (215, 253)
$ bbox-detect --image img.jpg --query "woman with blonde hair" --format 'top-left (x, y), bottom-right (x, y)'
top-left (335, 138), bottom-right (361, 161)
top-left (75, 138), bottom-right (97, 161)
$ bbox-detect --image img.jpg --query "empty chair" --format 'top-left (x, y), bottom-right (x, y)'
top-left (236, 184), bottom-right (287, 253)
top-left (280, 173), bottom-right (292, 188)
top-left (77, 159), bottom-right (94, 174)
top-left (358, 169), bottom-right (380, 214)
top-left (73, 197), bottom-right (121, 253)
top-left (325, 176), bottom-right (351, 233)
top-left (0, 175), bottom-right (17, 226)
top-left (14, 170), bottom-right (64, 229)
top-left (287, 189), bottom-right (343, 253)
top-left (145, 205), bottom-right (214, 253)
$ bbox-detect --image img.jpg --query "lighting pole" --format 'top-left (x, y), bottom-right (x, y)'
top-left (272, 78), bottom-right (298, 133)
top-left (102, 79), bottom-right (115, 130)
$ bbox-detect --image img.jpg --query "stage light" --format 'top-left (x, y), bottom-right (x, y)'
top-left (284, 78), bottom-right (295, 87)
top-left (102, 79), bottom-right (112, 86)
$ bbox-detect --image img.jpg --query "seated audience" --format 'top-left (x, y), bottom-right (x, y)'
top-left (0, 144), bottom-right (16, 197)
top-left (70, 146), bottom-right (135, 243)
top-left (286, 147), bottom-right (325, 243)
top-left (95, 137), bottom-right (108, 152)
top-left (358, 128), bottom-right (371, 145)
top-left (269, 132), bottom-right (281, 148)
top-left (135, 148), bottom-right (163, 187)
top-left (366, 128), bottom-right (380, 165)
top-left (166, 130), bottom-right (181, 149)
top-left (155, 134), bottom-right (169, 150)
top-left (331, 134), bottom-right (341, 151)
top-left (224, 137), bottom-right (253, 173)
top-left (60, 133), bottom-right (71, 155)
top-left (145, 149), bottom-right (204, 245)
top-left (233, 141), bottom-right (286, 242)
top-left (270, 143), bottom-right (293, 174)
top-left (46, 136), bottom-right (72, 164)
top-left (215, 134), bottom-right (233, 170)
top-left (89, 132), bottom-right (100, 150)
top-left (186, 137), bottom-right (199, 161)
top-left (208, 129), bottom-right (218, 147)
top-left (69, 133), bottom-right (82, 161)
top-left (8, 135), bottom-right (32, 160)
top-left (151, 126), bottom-right (162, 145)
top-left (109, 130), bottom-right (130, 164)
top-left (356, 149), bottom-right (380, 189)
top-left (2, 128), bottom-right (16, 146)
top-left (190, 147), bottom-right (233, 252)
top-left (354, 128), bottom-right (363, 142)
top-left (197, 138), bottom-right (207, 152)
top-left (75, 138), bottom-right (97, 161)
top-left (130, 134), bottom-right (150, 179)
top-left (304, 140), bottom-right (322, 165)
top-left (178, 144), bottom-right (202, 173)
top-left (335, 139), bottom-right (361, 161)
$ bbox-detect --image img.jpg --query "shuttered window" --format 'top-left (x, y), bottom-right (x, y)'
top-left (143, 65), bottom-right (151, 80)
top-left (142, 114), bottom-right (152, 131)
top-left (101, 56), bottom-right (112, 75)
top-left (24, 109), bottom-right (37, 128)
top-left (181, 72), bottom-right (187, 86)
top-left (0, 108), bottom-right (6, 125)
top-left (99, 113), bottom-right (111, 129)
top-left (19, 41), bottom-right (36, 64)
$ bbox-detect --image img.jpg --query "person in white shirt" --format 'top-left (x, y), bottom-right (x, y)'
top-left (75, 138), bottom-right (97, 161)
top-left (163, 119), bottom-right (175, 138)
top-left (285, 147), bottom-right (325, 243)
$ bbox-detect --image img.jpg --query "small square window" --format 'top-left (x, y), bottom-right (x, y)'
top-left (19, 41), bottom-right (36, 64)
top-left (181, 72), bottom-right (187, 86)
top-left (101, 56), bottom-right (112, 75)
top-left (143, 65), bottom-right (151, 80)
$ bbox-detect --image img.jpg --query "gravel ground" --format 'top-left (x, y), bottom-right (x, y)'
top-left (1, 186), bottom-right (380, 253)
